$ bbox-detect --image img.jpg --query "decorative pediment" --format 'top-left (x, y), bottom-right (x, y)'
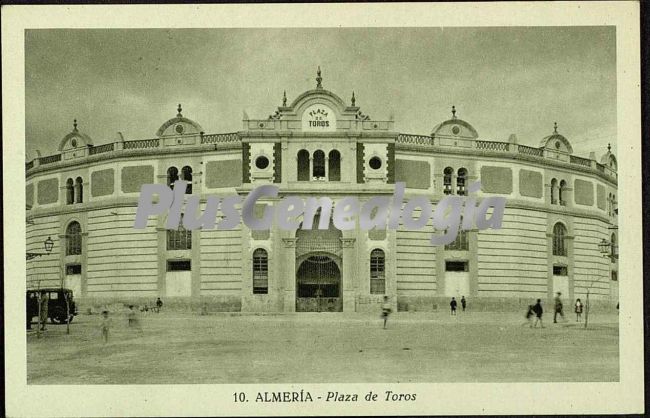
top-left (156, 104), bottom-right (203, 137)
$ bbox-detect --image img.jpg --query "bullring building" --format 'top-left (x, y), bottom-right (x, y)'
top-left (25, 70), bottom-right (619, 312)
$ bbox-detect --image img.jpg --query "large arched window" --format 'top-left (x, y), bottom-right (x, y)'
top-left (457, 168), bottom-right (467, 196)
top-left (370, 249), bottom-right (386, 294)
top-left (167, 215), bottom-right (191, 250)
top-left (328, 149), bottom-right (341, 181)
top-left (252, 248), bottom-right (269, 294)
top-left (552, 222), bottom-right (567, 256)
top-left (297, 150), bottom-right (310, 181)
top-left (167, 166), bottom-right (179, 189)
top-left (313, 150), bottom-right (325, 178)
top-left (181, 166), bottom-right (193, 194)
top-left (443, 167), bottom-right (454, 195)
top-left (559, 180), bottom-right (567, 206)
top-left (66, 178), bottom-right (74, 205)
top-left (74, 177), bottom-right (83, 203)
top-left (66, 221), bottom-right (82, 256)
top-left (550, 178), bottom-right (558, 205)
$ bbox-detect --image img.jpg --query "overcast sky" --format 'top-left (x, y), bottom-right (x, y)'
top-left (25, 27), bottom-right (616, 160)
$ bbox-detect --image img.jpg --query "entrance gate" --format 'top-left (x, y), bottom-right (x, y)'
top-left (296, 255), bottom-right (342, 312)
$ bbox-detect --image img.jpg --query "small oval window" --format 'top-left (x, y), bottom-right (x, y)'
top-left (71, 138), bottom-right (78, 147)
top-left (452, 126), bottom-right (460, 135)
top-left (369, 157), bottom-right (382, 170)
top-left (255, 156), bottom-right (270, 170)
top-left (555, 141), bottom-right (561, 149)
top-left (175, 124), bottom-right (184, 134)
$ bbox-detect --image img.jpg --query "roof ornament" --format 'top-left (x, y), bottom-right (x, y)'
top-left (351, 91), bottom-right (356, 107)
top-left (73, 119), bottom-right (78, 131)
top-left (451, 105), bottom-right (457, 119)
top-left (607, 143), bottom-right (611, 152)
top-left (177, 104), bottom-right (183, 118)
top-left (282, 91), bottom-right (287, 107)
top-left (316, 66), bottom-right (322, 89)
top-left (553, 121), bottom-right (558, 134)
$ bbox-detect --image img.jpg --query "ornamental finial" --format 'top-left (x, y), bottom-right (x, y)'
top-left (451, 105), bottom-right (456, 119)
top-left (351, 91), bottom-right (356, 107)
top-left (177, 104), bottom-right (183, 117)
top-left (73, 119), bottom-right (78, 131)
top-left (553, 122), bottom-right (558, 134)
top-left (316, 66), bottom-right (322, 88)
top-left (607, 143), bottom-right (611, 152)
top-left (282, 90), bottom-right (287, 107)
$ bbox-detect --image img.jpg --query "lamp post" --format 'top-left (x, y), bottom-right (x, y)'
top-left (26, 236), bottom-right (54, 260)
top-left (30, 237), bottom-right (54, 338)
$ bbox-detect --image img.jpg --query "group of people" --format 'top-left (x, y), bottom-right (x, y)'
top-left (449, 296), bottom-right (467, 315)
top-left (380, 295), bottom-right (469, 329)
top-left (99, 298), bottom-right (163, 344)
top-left (525, 292), bottom-right (584, 327)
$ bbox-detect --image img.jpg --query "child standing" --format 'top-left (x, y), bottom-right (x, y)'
top-left (450, 297), bottom-right (457, 316)
top-left (574, 298), bottom-right (583, 322)
top-left (381, 296), bottom-right (392, 329)
top-left (100, 310), bottom-right (111, 344)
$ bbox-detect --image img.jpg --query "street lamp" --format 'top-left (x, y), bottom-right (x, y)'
top-left (598, 238), bottom-right (610, 255)
top-left (598, 238), bottom-right (619, 260)
top-left (26, 236), bottom-right (54, 260)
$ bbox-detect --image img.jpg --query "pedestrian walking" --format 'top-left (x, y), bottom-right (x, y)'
top-left (524, 304), bottom-right (535, 327)
top-left (100, 310), bottom-right (111, 344)
top-left (461, 296), bottom-right (467, 312)
top-left (554, 292), bottom-right (565, 323)
top-left (381, 296), bottom-right (392, 329)
top-left (574, 298), bottom-right (583, 322)
top-left (39, 292), bottom-right (49, 331)
top-left (127, 305), bottom-right (143, 334)
top-left (156, 297), bottom-right (163, 313)
top-left (532, 299), bottom-right (545, 328)
top-left (450, 297), bottom-right (457, 316)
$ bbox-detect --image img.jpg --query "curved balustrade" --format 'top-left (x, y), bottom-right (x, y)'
top-left (200, 132), bottom-right (240, 144)
top-left (518, 144), bottom-right (544, 157)
top-left (38, 154), bottom-right (61, 165)
top-left (570, 155), bottom-right (592, 167)
top-left (396, 134), bottom-right (433, 146)
top-left (89, 143), bottom-right (115, 155)
top-left (476, 140), bottom-right (509, 152)
top-left (123, 138), bottom-right (160, 150)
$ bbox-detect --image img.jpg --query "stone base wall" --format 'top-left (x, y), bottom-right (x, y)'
top-left (76, 295), bottom-right (241, 314)
top-left (397, 296), bottom-right (619, 313)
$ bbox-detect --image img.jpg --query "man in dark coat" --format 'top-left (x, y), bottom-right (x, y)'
top-left (554, 292), bottom-right (565, 323)
top-left (450, 297), bottom-right (458, 316)
top-left (532, 299), bottom-right (545, 328)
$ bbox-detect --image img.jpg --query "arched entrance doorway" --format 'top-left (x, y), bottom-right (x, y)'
top-left (296, 255), bottom-right (342, 312)
top-left (294, 211), bottom-right (343, 312)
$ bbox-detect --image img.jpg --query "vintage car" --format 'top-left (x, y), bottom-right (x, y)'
top-left (27, 288), bottom-right (79, 325)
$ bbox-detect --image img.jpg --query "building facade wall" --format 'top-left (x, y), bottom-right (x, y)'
top-left (25, 88), bottom-right (618, 312)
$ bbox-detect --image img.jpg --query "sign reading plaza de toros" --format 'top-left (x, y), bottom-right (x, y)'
top-left (302, 103), bottom-right (336, 131)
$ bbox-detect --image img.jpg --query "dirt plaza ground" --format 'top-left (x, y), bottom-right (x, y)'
top-left (27, 310), bottom-right (619, 384)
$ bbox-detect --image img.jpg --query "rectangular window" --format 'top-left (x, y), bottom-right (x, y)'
top-left (66, 264), bottom-right (82, 275)
top-left (445, 261), bottom-right (468, 272)
top-left (611, 271), bottom-right (618, 281)
top-left (553, 265), bottom-right (568, 276)
top-left (167, 260), bottom-right (191, 271)
top-left (167, 225), bottom-right (192, 250)
top-left (49, 292), bottom-right (59, 300)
